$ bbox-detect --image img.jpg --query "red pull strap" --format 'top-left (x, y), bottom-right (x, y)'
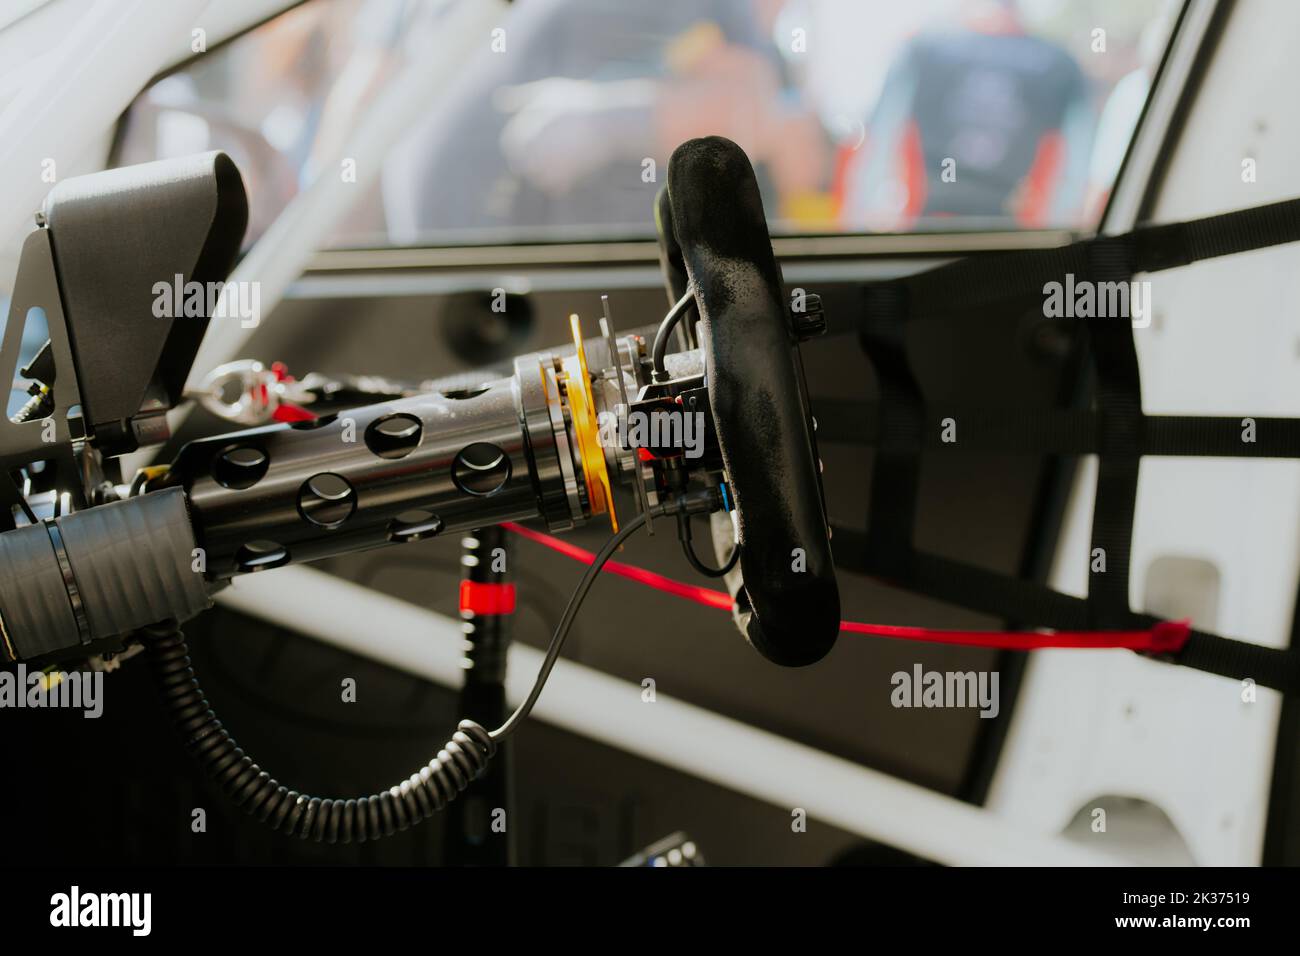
top-left (501, 522), bottom-right (1191, 653)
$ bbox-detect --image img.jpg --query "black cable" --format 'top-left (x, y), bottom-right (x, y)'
top-left (143, 619), bottom-right (495, 842)
top-left (652, 290), bottom-right (695, 380)
top-left (678, 513), bottom-right (738, 578)
top-left (141, 487), bottom-right (725, 841)
top-left (492, 510), bottom-right (648, 738)
top-left (140, 508), bottom-right (658, 842)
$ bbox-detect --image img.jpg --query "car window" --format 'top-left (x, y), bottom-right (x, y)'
top-left (113, 0), bottom-right (1181, 249)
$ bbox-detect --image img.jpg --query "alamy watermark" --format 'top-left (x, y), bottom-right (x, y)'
top-left (891, 665), bottom-right (1000, 719)
top-left (1043, 273), bottom-right (1151, 328)
top-left (152, 274), bottom-right (262, 328)
top-left (598, 406), bottom-right (706, 459)
top-left (50, 886), bottom-right (150, 936)
top-left (0, 664), bottom-right (102, 718)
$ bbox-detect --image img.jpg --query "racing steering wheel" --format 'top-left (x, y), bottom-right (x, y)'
top-left (663, 137), bottom-right (840, 667)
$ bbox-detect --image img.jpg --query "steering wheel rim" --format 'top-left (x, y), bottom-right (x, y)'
top-left (663, 136), bottom-right (840, 667)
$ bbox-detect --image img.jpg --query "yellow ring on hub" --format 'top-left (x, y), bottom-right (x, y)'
top-left (565, 313), bottom-right (617, 532)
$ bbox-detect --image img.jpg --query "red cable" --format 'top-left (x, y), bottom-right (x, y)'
top-left (500, 522), bottom-right (1191, 654)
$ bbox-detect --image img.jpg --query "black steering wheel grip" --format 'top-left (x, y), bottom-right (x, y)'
top-left (664, 137), bottom-right (839, 667)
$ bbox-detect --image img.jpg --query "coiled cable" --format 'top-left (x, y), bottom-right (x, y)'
top-left (143, 620), bottom-right (495, 842)
top-left (141, 506), bottom-right (667, 842)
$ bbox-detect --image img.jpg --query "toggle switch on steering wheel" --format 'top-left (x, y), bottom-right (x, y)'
top-left (664, 136), bottom-right (840, 667)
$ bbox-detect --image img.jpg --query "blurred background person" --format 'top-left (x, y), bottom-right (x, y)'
top-left (110, 0), bottom-right (1172, 246)
top-left (838, 0), bottom-right (1093, 232)
top-left (380, 0), bottom-right (831, 241)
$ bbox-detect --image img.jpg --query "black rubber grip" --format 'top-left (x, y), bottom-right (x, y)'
top-left (654, 184), bottom-right (690, 305)
top-left (0, 488), bottom-right (210, 664)
top-left (665, 137), bottom-right (839, 666)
